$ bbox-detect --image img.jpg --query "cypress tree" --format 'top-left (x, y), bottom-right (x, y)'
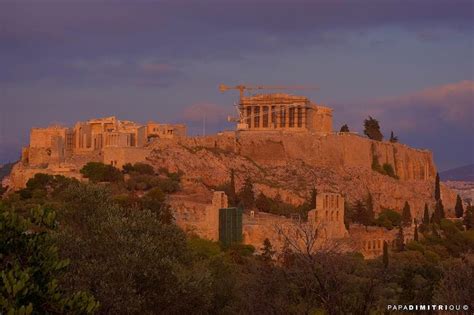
top-left (455, 195), bottom-right (464, 218)
top-left (396, 225), bottom-right (405, 251)
top-left (229, 168), bottom-right (237, 206)
top-left (414, 223), bottom-right (419, 242)
top-left (389, 131), bottom-right (399, 143)
top-left (434, 173), bottom-right (441, 201)
top-left (431, 199), bottom-right (445, 224)
top-left (423, 204), bottom-right (430, 225)
top-left (464, 205), bottom-right (474, 230)
top-left (365, 193), bottom-right (375, 226)
top-left (382, 241), bottom-right (389, 269)
top-left (310, 188), bottom-right (317, 209)
top-left (401, 201), bottom-right (412, 226)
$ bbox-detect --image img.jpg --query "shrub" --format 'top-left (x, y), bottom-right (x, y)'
top-left (123, 162), bottom-right (155, 175)
top-left (375, 208), bottom-right (402, 229)
top-left (80, 162), bottom-right (123, 183)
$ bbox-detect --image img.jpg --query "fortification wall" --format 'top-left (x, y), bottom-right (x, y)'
top-left (102, 147), bottom-right (152, 169)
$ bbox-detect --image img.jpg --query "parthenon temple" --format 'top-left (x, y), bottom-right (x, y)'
top-left (238, 93), bottom-right (333, 133)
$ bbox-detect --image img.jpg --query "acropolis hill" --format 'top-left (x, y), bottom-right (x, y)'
top-left (4, 92), bottom-right (457, 256)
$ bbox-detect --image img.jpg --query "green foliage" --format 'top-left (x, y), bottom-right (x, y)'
top-left (363, 116), bottom-right (383, 141)
top-left (383, 241), bottom-right (389, 268)
top-left (464, 205), bottom-right (474, 230)
top-left (260, 238), bottom-right (276, 263)
top-left (57, 184), bottom-right (213, 314)
top-left (80, 162), bottom-right (123, 183)
top-left (455, 195), bottom-right (464, 218)
top-left (339, 124), bottom-right (349, 132)
top-left (431, 200), bottom-right (445, 224)
top-left (371, 155), bottom-right (398, 179)
top-left (122, 162), bottom-right (155, 175)
top-left (375, 208), bottom-right (402, 229)
top-left (350, 198), bottom-right (375, 226)
top-left (423, 204), bottom-right (430, 225)
top-left (0, 205), bottom-right (99, 314)
top-left (238, 176), bottom-right (255, 210)
top-left (401, 201), bottom-right (412, 227)
top-left (396, 225), bottom-right (405, 251)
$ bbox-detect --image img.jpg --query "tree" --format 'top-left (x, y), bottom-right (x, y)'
top-left (310, 188), bottom-right (317, 209)
top-left (382, 241), bottom-right (389, 269)
top-left (434, 172), bottom-right (441, 201)
top-left (0, 205), bottom-right (99, 314)
top-left (375, 208), bottom-right (401, 229)
top-left (414, 223), bottom-right (419, 242)
top-left (464, 205), bottom-right (474, 230)
top-left (260, 238), bottom-right (276, 263)
top-left (422, 204), bottom-right (430, 225)
top-left (228, 169), bottom-right (237, 206)
top-left (238, 176), bottom-right (255, 209)
top-left (396, 225), bottom-right (405, 251)
top-left (455, 195), bottom-right (464, 218)
top-left (401, 201), bottom-right (412, 227)
top-left (340, 124), bottom-right (349, 132)
top-left (363, 116), bottom-right (383, 141)
top-left (389, 131), bottom-right (398, 143)
top-left (352, 198), bottom-right (374, 227)
top-left (80, 162), bottom-right (123, 183)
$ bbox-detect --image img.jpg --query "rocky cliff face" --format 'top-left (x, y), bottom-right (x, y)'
top-left (149, 132), bottom-right (456, 218)
top-left (148, 131), bottom-right (456, 220)
top-left (5, 131), bottom-right (457, 219)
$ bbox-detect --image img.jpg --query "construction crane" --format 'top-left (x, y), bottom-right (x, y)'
top-left (219, 84), bottom-right (319, 102)
top-left (219, 84), bottom-right (319, 128)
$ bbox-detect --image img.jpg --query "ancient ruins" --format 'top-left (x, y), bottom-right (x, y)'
top-left (3, 90), bottom-right (456, 258)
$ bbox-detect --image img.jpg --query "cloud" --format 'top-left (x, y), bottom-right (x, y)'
top-left (333, 80), bottom-right (474, 134)
top-left (181, 103), bottom-right (232, 124)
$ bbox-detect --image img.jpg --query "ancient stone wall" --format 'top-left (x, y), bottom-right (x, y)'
top-left (102, 147), bottom-right (152, 169)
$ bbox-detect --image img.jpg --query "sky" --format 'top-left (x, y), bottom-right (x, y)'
top-left (0, 0), bottom-right (473, 171)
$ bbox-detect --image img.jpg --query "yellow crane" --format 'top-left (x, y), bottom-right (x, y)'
top-left (219, 84), bottom-right (319, 103)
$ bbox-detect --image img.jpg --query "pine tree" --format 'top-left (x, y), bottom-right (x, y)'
top-left (260, 238), bottom-right (276, 263)
top-left (455, 195), bottom-right (464, 218)
top-left (396, 225), bottom-right (405, 251)
top-left (383, 241), bottom-right (389, 269)
top-left (389, 131), bottom-right (399, 143)
top-left (340, 124), bottom-right (350, 132)
top-left (363, 116), bottom-right (383, 141)
top-left (414, 223), bottom-right (419, 242)
top-left (435, 172), bottom-right (441, 201)
top-left (401, 201), bottom-right (412, 226)
top-left (423, 203), bottom-right (430, 225)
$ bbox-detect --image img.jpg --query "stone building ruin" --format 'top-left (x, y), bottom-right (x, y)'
top-left (238, 93), bottom-right (332, 133)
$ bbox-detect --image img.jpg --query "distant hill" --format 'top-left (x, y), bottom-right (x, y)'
top-left (0, 162), bottom-right (15, 181)
top-left (440, 164), bottom-right (474, 182)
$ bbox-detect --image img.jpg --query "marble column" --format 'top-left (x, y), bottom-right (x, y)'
top-left (302, 106), bottom-right (306, 129)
